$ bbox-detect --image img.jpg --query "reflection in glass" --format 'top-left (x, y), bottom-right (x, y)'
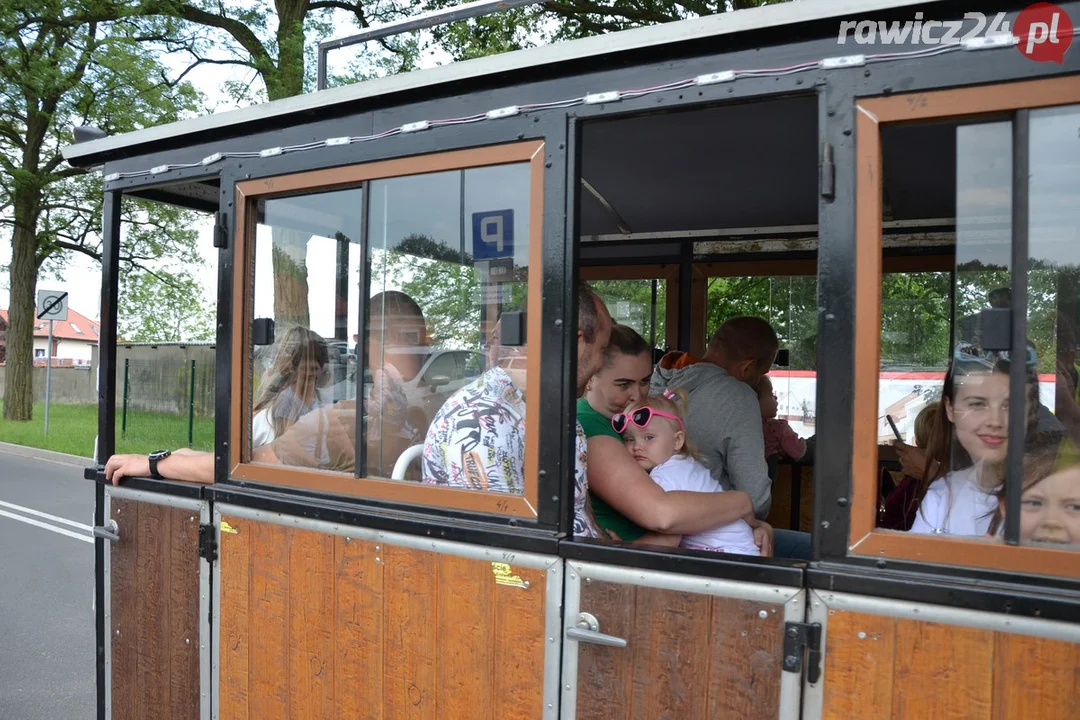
top-left (1020, 103), bottom-right (1080, 550)
top-left (249, 189), bottom-right (363, 472)
top-left (366, 163), bottom-right (532, 490)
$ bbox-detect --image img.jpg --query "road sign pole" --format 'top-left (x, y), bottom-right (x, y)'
top-left (44, 320), bottom-right (54, 437)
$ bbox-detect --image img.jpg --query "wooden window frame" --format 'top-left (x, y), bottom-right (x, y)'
top-left (580, 264), bottom-right (680, 351)
top-left (850, 76), bottom-right (1080, 577)
top-left (228, 141), bottom-right (546, 519)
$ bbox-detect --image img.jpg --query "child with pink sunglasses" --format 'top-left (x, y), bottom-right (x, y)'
top-left (613, 390), bottom-right (763, 556)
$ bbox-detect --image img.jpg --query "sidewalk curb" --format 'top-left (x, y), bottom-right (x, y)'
top-left (0, 441), bottom-right (93, 468)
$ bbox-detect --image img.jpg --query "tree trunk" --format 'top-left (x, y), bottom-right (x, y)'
top-left (271, 228), bottom-right (311, 330)
top-left (3, 189), bottom-right (41, 421)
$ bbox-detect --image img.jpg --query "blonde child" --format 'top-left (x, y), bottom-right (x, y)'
top-left (613, 389), bottom-right (763, 556)
top-left (988, 444), bottom-right (1080, 546)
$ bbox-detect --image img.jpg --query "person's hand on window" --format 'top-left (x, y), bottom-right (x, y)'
top-left (104, 454), bottom-right (149, 485)
top-left (892, 441), bottom-right (928, 480)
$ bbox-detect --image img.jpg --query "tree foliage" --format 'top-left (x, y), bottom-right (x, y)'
top-left (0, 2), bottom-right (202, 420)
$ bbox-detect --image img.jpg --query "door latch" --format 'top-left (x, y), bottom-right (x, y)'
top-left (565, 612), bottom-right (627, 648)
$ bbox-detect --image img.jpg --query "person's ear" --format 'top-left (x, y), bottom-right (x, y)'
top-left (944, 398), bottom-right (955, 424)
top-left (673, 430), bottom-right (685, 453)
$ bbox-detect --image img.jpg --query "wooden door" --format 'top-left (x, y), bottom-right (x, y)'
top-left (212, 503), bottom-right (563, 719)
top-left (105, 486), bottom-right (210, 720)
top-left (805, 590), bottom-right (1080, 719)
top-left (560, 560), bottom-right (804, 720)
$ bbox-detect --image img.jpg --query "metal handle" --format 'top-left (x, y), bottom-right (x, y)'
top-left (565, 612), bottom-right (627, 648)
top-left (93, 519), bottom-right (119, 543)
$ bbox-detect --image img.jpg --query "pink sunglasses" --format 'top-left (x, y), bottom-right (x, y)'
top-left (611, 406), bottom-right (685, 434)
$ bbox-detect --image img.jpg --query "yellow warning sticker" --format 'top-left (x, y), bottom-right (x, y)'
top-left (491, 562), bottom-right (528, 589)
top-left (220, 521), bottom-right (239, 535)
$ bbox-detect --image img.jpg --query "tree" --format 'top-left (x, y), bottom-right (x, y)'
top-left (118, 268), bottom-right (215, 343)
top-left (0, 4), bottom-right (200, 420)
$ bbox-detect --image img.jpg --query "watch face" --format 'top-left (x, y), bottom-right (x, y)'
top-left (150, 450), bottom-right (171, 461)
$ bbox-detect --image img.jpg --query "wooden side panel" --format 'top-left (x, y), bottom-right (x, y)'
top-left (382, 544), bottom-right (438, 719)
top-left (288, 528), bottom-right (335, 720)
top-left (249, 520), bottom-right (290, 717)
top-left (218, 519), bottom-right (552, 719)
top-left (630, 587), bottom-right (713, 720)
top-left (821, 608), bottom-right (1079, 720)
top-left (492, 565), bottom-right (548, 718)
top-left (821, 610), bottom-right (896, 720)
top-left (992, 633), bottom-right (1080, 719)
top-left (167, 510), bottom-right (201, 719)
top-left (893, 619), bottom-right (994, 719)
top-left (110, 498), bottom-right (139, 719)
top-left (219, 515), bottom-right (251, 719)
top-left (576, 580), bottom-right (787, 720)
top-left (576, 581), bottom-right (636, 719)
top-left (706, 599), bottom-right (785, 720)
top-left (135, 501), bottom-right (169, 720)
top-left (110, 498), bottom-right (200, 720)
top-left (335, 536), bottom-right (384, 720)
top-left (436, 554), bottom-right (493, 719)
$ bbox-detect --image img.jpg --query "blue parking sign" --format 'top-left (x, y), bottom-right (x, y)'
top-left (472, 209), bottom-right (514, 260)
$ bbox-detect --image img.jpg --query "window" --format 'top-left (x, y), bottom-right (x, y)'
top-left (70, 322), bottom-right (83, 335)
top-left (232, 142), bottom-right (545, 517)
top-left (582, 265), bottom-right (678, 353)
top-left (851, 77), bottom-right (1080, 576)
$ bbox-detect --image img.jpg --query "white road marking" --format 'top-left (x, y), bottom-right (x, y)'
top-left (0, 499), bottom-right (93, 532)
top-left (0, 508), bottom-right (94, 543)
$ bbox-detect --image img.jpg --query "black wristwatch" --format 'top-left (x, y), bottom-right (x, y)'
top-left (148, 449), bottom-right (172, 479)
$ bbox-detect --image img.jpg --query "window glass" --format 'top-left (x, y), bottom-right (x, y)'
top-left (249, 189), bottom-right (364, 471)
top-left (591, 278), bottom-right (668, 351)
top-left (366, 163), bottom-right (531, 486)
top-left (1022, 103), bottom-right (1080, 551)
top-left (246, 164), bottom-right (533, 488)
top-left (873, 115), bottom-right (1079, 545)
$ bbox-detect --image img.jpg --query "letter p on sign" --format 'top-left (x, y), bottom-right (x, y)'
top-left (1016, 2), bottom-right (1074, 63)
top-left (472, 209), bottom-right (515, 260)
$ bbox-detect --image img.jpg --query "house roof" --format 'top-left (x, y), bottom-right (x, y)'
top-left (0, 308), bottom-right (100, 343)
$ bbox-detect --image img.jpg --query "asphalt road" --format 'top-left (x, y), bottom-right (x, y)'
top-left (0, 445), bottom-right (95, 720)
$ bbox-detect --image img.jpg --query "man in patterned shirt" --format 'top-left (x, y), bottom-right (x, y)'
top-left (423, 282), bottom-right (612, 538)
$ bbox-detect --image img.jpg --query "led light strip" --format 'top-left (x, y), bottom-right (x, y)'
top-left (103, 30), bottom-right (1069, 183)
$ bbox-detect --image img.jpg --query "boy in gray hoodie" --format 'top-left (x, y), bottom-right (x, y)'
top-left (652, 316), bottom-right (811, 559)
top-left (651, 316), bottom-right (777, 519)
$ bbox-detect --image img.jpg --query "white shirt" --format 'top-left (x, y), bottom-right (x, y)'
top-left (908, 465), bottom-right (999, 537)
top-left (650, 455), bottom-right (760, 556)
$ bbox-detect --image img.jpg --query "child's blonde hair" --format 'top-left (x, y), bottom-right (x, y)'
top-left (623, 388), bottom-right (703, 461)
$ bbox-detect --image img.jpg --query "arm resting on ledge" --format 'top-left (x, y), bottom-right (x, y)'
top-left (104, 449), bottom-right (214, 486)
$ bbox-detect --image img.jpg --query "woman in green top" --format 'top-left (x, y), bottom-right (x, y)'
top-left (577, 325), bottom-right (657, 542)
top-left (577, 325), bottom-right (769, 553)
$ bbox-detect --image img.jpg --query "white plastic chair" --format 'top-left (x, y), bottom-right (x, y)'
top-left (391, 443), bottom-right (425, 480)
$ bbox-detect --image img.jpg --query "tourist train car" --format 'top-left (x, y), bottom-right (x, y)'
top-left (65, 0), bottom-right (1080, 717)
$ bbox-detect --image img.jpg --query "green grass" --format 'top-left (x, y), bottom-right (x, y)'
top-left (0, 401), bottom-right (215, 458)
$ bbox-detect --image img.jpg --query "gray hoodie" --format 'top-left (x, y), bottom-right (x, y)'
top-left (651, 353), bottom-right (771, 518)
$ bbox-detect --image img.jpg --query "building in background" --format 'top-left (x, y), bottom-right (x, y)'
top-left (0, 307), bottom-right (100, 366)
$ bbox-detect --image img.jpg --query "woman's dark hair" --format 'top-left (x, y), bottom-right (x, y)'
top-left (602, 324), bottom-right (650, 367)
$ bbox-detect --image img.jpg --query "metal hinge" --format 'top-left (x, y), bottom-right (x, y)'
top-left (198, 523), bottom-right (218, 563)
top-left (212, 212), bottom-right (228, 249)
top-left (782, 621), bottom-right (823, 683)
